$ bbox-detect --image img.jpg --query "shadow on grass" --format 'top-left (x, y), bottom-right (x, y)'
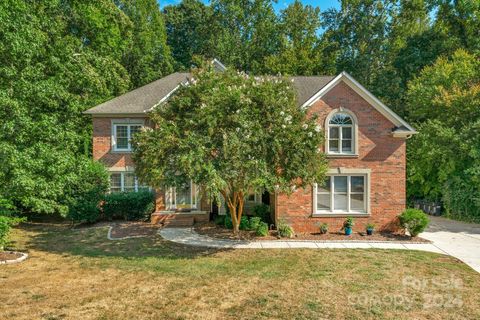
top-left (14, 222), bottom-right (232, 261)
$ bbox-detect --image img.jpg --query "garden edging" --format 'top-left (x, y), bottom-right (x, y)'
top-left (0, 251), bottom-right (28, 265)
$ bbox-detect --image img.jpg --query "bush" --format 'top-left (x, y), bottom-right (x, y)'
top-left (256, 222), bottom-right (269, 237)
top-left (214, 214), bottom-right (225, 225)
top-left (277, 220), bottom-right (294, 238)
top-left (103, 190), bottom-right (155, 221)
top-left (253, 203), bottom-right (270, 223)
top-left (0, 199), bottom-right (26, 250)
top-left (342, 217), bottom-right (355, 230)
top-left (249, 216), bottom-right (262, 231)
top-left (224, 215), bottom-right (233, 229)
top-left (66, 160), bottom-right (109, 223)
top-left (239, 216), bottom-right (249, 230)
top-left (319, 222), bottom-right (328, 234)
top-left (399, 209), bottom-right (429, 237)
top-left (443, 178), bottom-right (480, 223)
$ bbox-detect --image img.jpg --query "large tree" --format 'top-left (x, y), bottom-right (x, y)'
top-left (133, 64), bottom-right (328, 233)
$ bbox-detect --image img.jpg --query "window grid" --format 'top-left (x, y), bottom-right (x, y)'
top-left (327, 112), bottom-right (354, 155)
top-left (316, 175), bottom-right (366, 213)
top-left (113, 123), bottom-right (143, 151)
top-left (110, 172), bottom-right (148, 193)
top-left (166, 181), bottom-right (198, 210)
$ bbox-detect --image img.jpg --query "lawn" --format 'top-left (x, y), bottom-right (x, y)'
top-left (1, 223), bottom-right (479, 320)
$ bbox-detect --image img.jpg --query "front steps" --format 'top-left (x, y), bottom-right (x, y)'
top-left (151, 211), bottom-right (209, 228)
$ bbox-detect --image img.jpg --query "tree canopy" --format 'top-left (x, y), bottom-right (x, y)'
top-left (133, 64), bottom-right (328, 232)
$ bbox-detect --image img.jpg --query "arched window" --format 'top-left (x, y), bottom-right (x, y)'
top-left (327, 112), bottom-right (355, 154)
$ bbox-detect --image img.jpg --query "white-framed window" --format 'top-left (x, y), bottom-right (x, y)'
top-left (314, 174), bottom-right (368, 214)
top-left (166, 181), bottom-right (198, 210)
top-left (109, 172), bottom-right (149, 193)
top-left (326, 111), bottom-right (356, 155)
top-left (112, 122), bottom-right (143, 152)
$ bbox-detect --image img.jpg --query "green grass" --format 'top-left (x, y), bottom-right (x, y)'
top-left (1, 222), bottom-right (479, 320)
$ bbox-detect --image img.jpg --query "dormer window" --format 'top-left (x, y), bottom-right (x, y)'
top-left (326, 110), bottom-right (357, 155)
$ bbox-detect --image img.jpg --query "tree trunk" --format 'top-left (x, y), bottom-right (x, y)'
top-left (224, 190), bottom-right (244, 235)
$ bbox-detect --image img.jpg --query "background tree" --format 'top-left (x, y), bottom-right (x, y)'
top-left (133, 64), bottom-right (328, 233)
top-left (406, 50), bottom-right (480, 222)
top-left (264, 1), bottom-right (328, 75)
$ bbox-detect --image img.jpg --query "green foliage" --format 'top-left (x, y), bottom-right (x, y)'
top-left (277, 220), bottom-right (294, 238)
top-left (319, 222), bottom-right (328, 234)
top-left (224, 215), bottom-right (233, 229)
top-left (239, 216), bottom-right (249, 231)
top-left (399, 209), bottom-right (429, 237)
top-left (66, 160), bottom-right (109, 223)
top-left (443, 178), bottom-right (480, 224)
top-left (133, 64), bottom-right (328, 232)
top-left (256, 222), bottom-right (269, 237)
top-left (366, 223), bottom-right (375, 230)
top-left (342, 217), bottom-right (354, 229)
top-left (0, 0), bottom-right (172, 216)
top-left (249, 216), bottom-right (262, 231)
top-left (0, 199), bottom-right (26, 250)
top-left (253, 204), bottom-right (271, 224)
top-left (214, 214), bottom-right (225, 225)
top-left (103, 191), bottom-right (155, 221)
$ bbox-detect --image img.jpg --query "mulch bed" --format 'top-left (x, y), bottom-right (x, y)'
top-left (109, 222), bottom-right (162, 239)
top-left (0, 251), bottom-right (24, 262)
top-left (194, 222), bottom-right (430, 243)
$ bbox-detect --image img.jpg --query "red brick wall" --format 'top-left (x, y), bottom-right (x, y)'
top-left (276, 81), bottom-right (406, 233)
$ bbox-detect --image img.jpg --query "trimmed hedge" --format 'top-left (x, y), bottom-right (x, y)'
top-left (103, 191), bottom-right (155, 221)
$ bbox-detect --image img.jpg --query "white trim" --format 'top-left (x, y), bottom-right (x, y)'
top-left (166, 181), bottom-right (198, 210)
top-left (325, 108), bottom-right (359, 156)
top-left (312, 168), bottom-right (371, 216)
top-left (212, 58), bottom-right (227, 71)
top-left (301, 71), bottom-right (417, 135)
top-left (145, 85), bottom-right (181, 113)
top-left (111, 119), bottom-right (144, 152)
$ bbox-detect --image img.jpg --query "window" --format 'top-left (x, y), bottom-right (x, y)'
top-left (315, 175), bottom-right (367, 214)
top-left (113, 123), bottom-right (143, 151)
top-left (327, 112), bottom-right (355, 154)
top-left (166, 181), bottom-right (198, 210)
top-left (109, 172), bottom-right (148, 192)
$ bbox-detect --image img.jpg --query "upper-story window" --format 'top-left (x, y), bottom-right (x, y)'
top-left (326, 111), bottom-right (356, 155)
top-left (112, 121), bottom-right (143, 152)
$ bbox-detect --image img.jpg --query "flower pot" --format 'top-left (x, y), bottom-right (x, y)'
top-left (345, 227), bottom-right (352, 235)
top-left (366, 228), bottom-right (373, 235)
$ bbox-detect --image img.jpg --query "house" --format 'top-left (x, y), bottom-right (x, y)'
top-left (84, 60), bottom-right (416, 232)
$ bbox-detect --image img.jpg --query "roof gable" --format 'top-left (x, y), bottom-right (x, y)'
top-left (301, 71), bottom-right (416, 134)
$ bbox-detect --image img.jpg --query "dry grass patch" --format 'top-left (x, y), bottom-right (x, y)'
top-left (0, 223), bottom-right (479, 320)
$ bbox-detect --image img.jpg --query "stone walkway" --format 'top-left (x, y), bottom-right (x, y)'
top-left (159, 227), bottom-right (446, 253)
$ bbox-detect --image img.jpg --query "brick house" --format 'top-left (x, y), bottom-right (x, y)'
top-left (85, 60), bottom-right (416, 232)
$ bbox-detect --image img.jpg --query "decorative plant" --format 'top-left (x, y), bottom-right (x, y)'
top-left (256, 222), bottom-right (269, 237)
top-left (319, 222), bottom-right (328, 234)
top-left (342, 217), bottom-right (355, 229)
top-left (277, 220), bottom-right (294, 238)
top-left (366, 223), bottom-right (375, 235)
top-left (399, 209), bottom-right (429, 237)
top-left (249, 216), bottom-right (262, 231)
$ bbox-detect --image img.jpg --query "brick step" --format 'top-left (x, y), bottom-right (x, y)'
top-left (151, 212), bottom-right (209, 225)
top-left (163, 217), bottom-right (194, 227)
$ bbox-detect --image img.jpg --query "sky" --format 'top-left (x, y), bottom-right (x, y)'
top-left (158, 0), bottom-right (340, 12)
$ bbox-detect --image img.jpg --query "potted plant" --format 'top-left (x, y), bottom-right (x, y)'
top-left (366, 223), bottom-right (375, 235)
top-left (342, 217), bottom-right (354, 236)
top-left (319, 223), bottom-right (328, 234)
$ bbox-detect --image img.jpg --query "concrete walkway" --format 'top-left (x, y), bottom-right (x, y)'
top-left (159, 228), bottom-right (445, 253)
top-left (420, 216), bottom-right (480, 273)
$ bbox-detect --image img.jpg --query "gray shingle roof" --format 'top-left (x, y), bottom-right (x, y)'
top-left (84, 72), bottom-right (191, 115)
top-left (84, 73), bottom-right (334, 115)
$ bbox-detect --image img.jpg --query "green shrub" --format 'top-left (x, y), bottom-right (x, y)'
top-left (443, 178), bottom-right (480, 223)
top-left (342, 217), bottom-right (355, 230)
top-left (256, 222), bottom-right (269, 236)
top-left (66, 160), bottom-right (109, 223)
top-left (214, 214), bottom-right (225, 225)
top-left (366, 223), bottom-right (375, 230)
top-left (249, 216), bottom-right (262, 230)
top-left (103, 191), bottom-right (155, 221)
top-left (253, 203), bottom-right (270, 223)
top-left (399, 209), bottom-right (429, 237)
top-left (239, 216), bottom-right (249, 230)
top-left (277, 220), bottom-right (294, 238)
top-left (224, 215), bottom-right (233, 229)
top-left (319, 222), bottom-right (328, 234)
top-left (0, 199), bottom-right (26, 250)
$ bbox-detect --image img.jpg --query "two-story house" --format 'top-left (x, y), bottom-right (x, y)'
top-left (85, 60), bottom-right (416, 232)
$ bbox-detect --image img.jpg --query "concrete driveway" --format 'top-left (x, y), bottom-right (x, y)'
top-left (421, 216), bottom-right (480, 273)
